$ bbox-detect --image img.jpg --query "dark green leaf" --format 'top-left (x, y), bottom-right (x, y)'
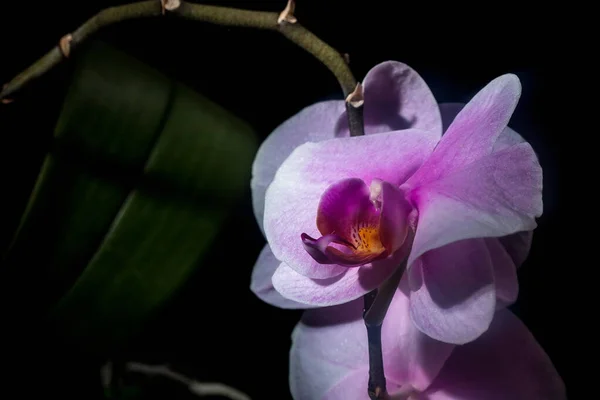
top-left (2, 41), bottom-right (257, 352)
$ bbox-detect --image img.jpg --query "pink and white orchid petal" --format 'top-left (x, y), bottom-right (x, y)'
top-left (494, 126), bottom-right (527, 152)
top-left (289, 300), bottom-right (368, 400)
top-left (321, 368), bottom-right (372, 400)
top-left (406, 141), bottom-right (542, 268)
top-left (439, 103), bottom-right (465, 133)
top-left (264, 129), bottom-right (438, 279)
top-left (385, 278), bottom-right (455, 391)
top-left (251, 101), bottom-right (347, 234)
top-left (403, 81), bottom-right (541, 270)
top-left (361, 61), bottom-right (443, 137)
top-left (406, 74), bottom-right (522, 187)
top-left (249, 245), bottom-right (311, 309)
top-left (486, 238), bottom-right (519, 308)
top-left (424, 310), bottom-right (566, 400)
top-left (499, 230), bottom-right (533, 268)
top-left (272, 252), bottom-right (400, 306)
top-left (484, 232), bottom-right (532, 309)
top-left (408, 239), bottom-right (496, 345)
top-left (413, 102), bottom-right (536, 289)
top-left (439, 102), bottom-right (527, 152)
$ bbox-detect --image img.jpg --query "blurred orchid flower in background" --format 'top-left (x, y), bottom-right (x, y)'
top-left (251, 61), bottom-right (542, 344)
top-left (289, 281), bottom-right (565, 400)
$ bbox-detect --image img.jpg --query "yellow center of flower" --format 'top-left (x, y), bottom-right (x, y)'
top-left (351, 225), bottom-right (385, 254)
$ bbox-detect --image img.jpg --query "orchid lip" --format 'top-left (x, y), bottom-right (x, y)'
top-left (301, 231), bottom-right (387, 267)
top-left (301, 177), bottom-right (411, 268)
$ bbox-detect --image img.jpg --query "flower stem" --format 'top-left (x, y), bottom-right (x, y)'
top-left (363, 261), bottom-right (407, 399)
top-left (347, 102), bottom-right (365, 137)
top-left (1, 1), bottom-right (365, 136)
top-left (0, 1), bottom-right (354, 96)
top-left (365, 322), bottom-right (387, 399)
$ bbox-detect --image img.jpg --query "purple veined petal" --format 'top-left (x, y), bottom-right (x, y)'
top-left (384, 278), bottom-right (455, 392)
top-left (264, 129), bottom-right (438, 279)
top-left (271, 247), bottom-right (404, 306)
top-left (408, 239), bottom-right (496, 345)
top-left (359, 61), bottom-right (443, 137)
top-left (251, 101), bottom-right (347, 234)
top-left (485, 238), bottom-right (519, 308)
top-left (249, 245), bottom-right (312, 309)
top-left (404, 141), bottom-right (543, 268)
top-left (438, 102), bottom-right (527, 153)
top-left (406, 74), bottom-right (522, 188)
top-left (423, 310), bottom-right (566, 400)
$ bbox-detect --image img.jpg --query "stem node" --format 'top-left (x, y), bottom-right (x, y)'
top-left (59, 34), bottom-right (73, 58)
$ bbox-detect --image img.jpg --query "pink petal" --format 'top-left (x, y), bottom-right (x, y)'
top-left (322, 368), bottom-right (375, 400)
top-left (439, 103), bottom-right (465, 133)
top-left (384, 278), bottom-right (455, 391)
top-left (438, 101), bottom-right (534, 272)
top-left (494, 126), bottom-right (527, 152)
top-left (424, 310), bottom-right (566, 400)
top-left (408, 239), bottom-right (496, 345)
top-left (289, 300), bottom-right (368, 400)
top-left (251, 101), bottom-right (346, 234)
top-left (360, 61), bottom-right (443, 137)
top-left (405, 142), bottom-right (542, 268)
top-left (264, 129), bottom-right (438, 279)
top-left (484, 231), bottom-right (532, 309)
top-left (271, 252), bottom-right (401, 306)
top-left (406, 74), bottom-right (522, 187)
top-left (499, 230), bottom-right (533, 268)
top-left (249, 245), bottom-right (311, 309)
top-left (405, 101), bottom-right (538, 315)
top-left (439, 102), bottom-right (527, 153)
top-left (486, 238), bottom-right (519, 308)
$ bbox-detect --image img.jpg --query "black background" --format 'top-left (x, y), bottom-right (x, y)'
top-left (0, 1), bottom-right (575, 399)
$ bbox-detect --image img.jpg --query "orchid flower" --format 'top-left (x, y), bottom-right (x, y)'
top-left (250, 61), bottom-right (542, 344)
top-left (290, 281), bottom-right (565, 400)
